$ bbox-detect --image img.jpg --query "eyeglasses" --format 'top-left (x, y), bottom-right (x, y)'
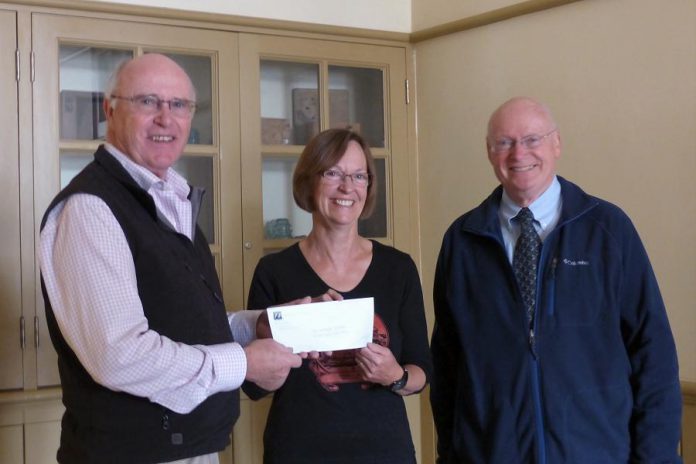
top-left (110, 94), bottom-right (196, 117)
top-left (490, 128), bottom-right (557, 154)
top-left (320, 169), bottom-right (371, 187)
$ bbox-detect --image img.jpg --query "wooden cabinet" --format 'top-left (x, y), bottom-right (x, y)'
top-left (0, 8), bottom-right (22, 393)
top-left (0, 418), bottom-right (61, 464)
top-left (0, 3), bottom-right (418, 463)
top-left (0, 390), bottom-right (63, 464)
top-left (24, 421), bottom-right (61, 464)
top-left (0, 425), bottom-right (23, 464)
top-left (0, 8), bottom-right (62, 463)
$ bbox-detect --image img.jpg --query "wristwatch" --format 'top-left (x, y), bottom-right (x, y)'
top-left (389, 367), bottom-right (408, 393)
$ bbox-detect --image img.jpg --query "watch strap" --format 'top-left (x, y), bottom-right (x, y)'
top-left (389, 367), bottom-right (408, 392)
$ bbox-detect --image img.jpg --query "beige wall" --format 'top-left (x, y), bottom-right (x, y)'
top-left (412, 0), bottom-right (529, 31)
top-left (414, 0), bottom-right (696, 381)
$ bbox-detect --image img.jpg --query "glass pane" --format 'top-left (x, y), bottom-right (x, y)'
top-left (261, 60), bottom-right (319, 146)
top-left (174, 156), bottom-right (215, 243)
top-left (59, 46), bottom-right (132, 141)
top-left (328, 66), bottom-right (385, 148)
top-left (60, 152), bottom-right (92, 188)
top-left (262, 157), bottom-right (311, 239)
top-left (160, 53), bottom-right (213, 145)
top-left (358, 157), bottom-right (387, 237)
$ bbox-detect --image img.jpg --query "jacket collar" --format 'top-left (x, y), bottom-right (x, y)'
top-left (460, 176), bottom-right (599, 238)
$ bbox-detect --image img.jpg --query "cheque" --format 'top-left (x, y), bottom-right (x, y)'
top-left (266, 297), bottom-right (374, 353)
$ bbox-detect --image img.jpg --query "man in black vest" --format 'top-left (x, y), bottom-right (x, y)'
top-left (39, 53), bottom-right (306, 464)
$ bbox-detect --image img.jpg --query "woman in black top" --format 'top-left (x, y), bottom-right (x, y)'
top-left (244, 129), bottom-right (432, 464)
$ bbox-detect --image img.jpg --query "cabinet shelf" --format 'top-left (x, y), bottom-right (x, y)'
top-left (261, 145), bottom-right (302, 155)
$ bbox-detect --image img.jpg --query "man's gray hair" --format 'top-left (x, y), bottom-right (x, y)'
top-left (104, 59), bottom-right (131, 109)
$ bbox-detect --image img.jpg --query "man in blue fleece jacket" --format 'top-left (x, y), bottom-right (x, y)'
top-left (430, 97), bottom-right (682, 463)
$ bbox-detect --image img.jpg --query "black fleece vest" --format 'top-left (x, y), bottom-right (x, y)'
top-left (40, 147), bottom-right (239, 463)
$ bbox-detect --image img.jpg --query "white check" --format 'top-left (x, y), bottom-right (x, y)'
top-left (267, 297), bottom-right (374, 353)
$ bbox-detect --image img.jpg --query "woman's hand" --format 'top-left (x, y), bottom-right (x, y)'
top-left (255, 310), bottom-right (273, 339)
top-left (355, 342), bottom-right (403, 387)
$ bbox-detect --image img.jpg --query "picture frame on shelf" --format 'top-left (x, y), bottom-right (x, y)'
top-left (291, 88), bottom-right (352, 144)
top-left (261, 118), bottom-right (292, 145)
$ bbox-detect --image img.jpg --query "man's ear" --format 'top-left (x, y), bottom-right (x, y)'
top-left (553, 132), bottom-right (562, 159)
top-left (103, 98), bottom-right (113, 118)
top-left (485, 139), bottom-right (496, 165)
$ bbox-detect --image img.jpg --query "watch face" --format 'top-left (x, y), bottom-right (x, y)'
top-left (390, 368), bottom-right (408, 392)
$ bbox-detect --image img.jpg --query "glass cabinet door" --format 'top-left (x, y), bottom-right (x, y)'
top-left (258, 61), bottom-right (389, 241)
top-left (328, 65), bottom-right (385, 148)
top-left (257, 60), bottom-right (391, 244)
top-left (239, 34), bottom-right (410, 302)
top-left (259, 59), bottom-right (388, 248)
top-left (32, 14), bottom-right (241, 389)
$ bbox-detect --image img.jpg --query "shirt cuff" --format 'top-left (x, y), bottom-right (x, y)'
top-left (204, 342), bottom-right (247, 392)
top-left (228, 309), bottom-right (262, 347)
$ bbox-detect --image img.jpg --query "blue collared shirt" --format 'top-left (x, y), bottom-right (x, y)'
top-left (498, 176), bottom-right (562, 264)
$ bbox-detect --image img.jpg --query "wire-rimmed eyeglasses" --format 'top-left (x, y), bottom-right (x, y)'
top-left (110, 94), bottom-right (196, 117)
top-left (320, 168), bottom-right (371, 187)
top-left (489, 128), bottom-right (557, 154)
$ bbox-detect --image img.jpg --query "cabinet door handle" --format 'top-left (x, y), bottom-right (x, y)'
top-left (244, 241), bottom-right (253, 250)
top-left (20, 316), bottom-right (25, 350)
top-left (30, 51), bottom-right (35, 83)
top-left (34, 316), bottom-right (40, 348)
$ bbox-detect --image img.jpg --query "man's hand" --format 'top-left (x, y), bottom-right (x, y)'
top-left (244, 338), bottom-right (302, 391)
